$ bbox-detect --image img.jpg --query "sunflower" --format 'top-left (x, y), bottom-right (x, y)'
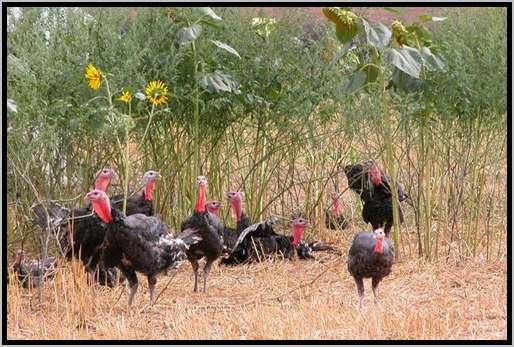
top-left (118, 90), bottom-right (133, 103)
top-left (85, 64), bottom-right (103, 90)
top-left (391, 20), bottom-right (409, 46)
top-left (145, 80), bottom-right (169, 106)
top-left (322, 8), bottom-right (358, 32)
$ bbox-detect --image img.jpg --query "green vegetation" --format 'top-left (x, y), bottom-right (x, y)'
top-left (7, 7), bottom-right (507, 261)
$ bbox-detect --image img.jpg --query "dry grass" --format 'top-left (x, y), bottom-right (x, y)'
top-left (6, 228), bottom-right (507, 341)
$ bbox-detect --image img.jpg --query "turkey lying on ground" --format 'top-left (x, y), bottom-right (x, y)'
top-left (10, 250), bottom-right (58, 289)
top-left (347, 227), bottom-right (394, 308)
top-left (87, 189), bottom-right (201, 306)
top-left (31, 168), bottom-right (119, 286)
top-left (221, 217), bottom-right (339, 265)
top-left (325, 192), bottom-right (350, 230)
top-left (180, 176), bottom-right (224, 293)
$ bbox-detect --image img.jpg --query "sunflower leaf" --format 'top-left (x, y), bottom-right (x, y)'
top-left (199, 7), bottom-right (222, 21)
top-left (179, 24), bottom-right (202, 45)
top-left (197, 71), bottom-right (240, 94)
top-left (210, 40), bottom-right (241, 59)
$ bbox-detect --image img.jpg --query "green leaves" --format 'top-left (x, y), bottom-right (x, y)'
top-left (418, 14), bottom-right (447, 23)
top-left (361, 18), bottom-right (391, 50)
top-left (344, 70), bottom-right (367, 94)
top-left (210, 40), bottom-right (241, 59)
top-left (344, 64), bottom-right (380, 94)
top-left (420, 47), bottom-right (447, 72)
top-left (385, 46), bottom-right (422, 78)
top-left (252, 17), bottom-right (276, 40)
top-left (179, 24), bottom-right (202, 45)
top-left (390, 67), bottom-right (423, 92)
top-left (335, 25), bottom-right (358, 44)
top-left (7, 99), bottom-right (18, 113)
top-left (199, 7), bottom-right (222, 21)
top-left (197, 71), bottom-right (240, 93)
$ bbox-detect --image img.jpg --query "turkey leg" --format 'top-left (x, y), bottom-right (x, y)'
top-left (354, 276), bottom-right (365, 308)
top-left (203, 259), bottom-right (214, 293)
top-left (372, 277), bottom-right (381, 304)
top-left (148, 275), bottom-right (157, 305)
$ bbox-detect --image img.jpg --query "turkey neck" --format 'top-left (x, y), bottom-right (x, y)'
top-left (374, 237), bottom-right (384, 254)
top-left (144, 180), bottom-right (156, 201)
top-left (230, 200), bottom-right (242, 222)
top-left (194, 185), bottom-right (207, 213)
top-left (95, 177), bottom-right (111, 192)
top-left (91, 198), bottom-right (113, 223)
top-left (292, 226), bottom-right (305, 247)
top-left (331, 198), bottom-right (342, 216)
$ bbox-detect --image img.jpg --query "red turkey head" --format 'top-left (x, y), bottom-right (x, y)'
top-left (292, 217), bottom-right (309, 247)
top-left (225, 191), bottom-right (243, 222)
top-left (194, 176), bottom-right (208, 213)
top-left (205, 201), bottom-right (221, 215)
top-left (373, 227), bottom-right (385, 254)
top-left (196, 176), bottom-right (207, 187)
top-left (86, 189), bottom-right (113, 223)
top-left (143, 170), bottom-right (160, 201)
top-left (368, 164), bottom-right (382, 186)
top-left (94, 168), bottom-right (116, 192)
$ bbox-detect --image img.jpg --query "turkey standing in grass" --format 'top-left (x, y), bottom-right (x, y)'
top-left (87, 189), bottom-right (201, 306)
top-left (10, 250), bottom-right (58, 289)
top-left (345, 160), bottom-right (406, 236)
top-left (325, 192), bottom-right (350, 230)
top-left (344, 159), bottom-right (408, 202)
top-left (31, 168), bottom-right (118, 286)
top-left (347, 227), bottom-right (394, 308)
top-left (180, 176), bottom-right (224, 293)
top-left (110, 170), bottom-right (160, 216)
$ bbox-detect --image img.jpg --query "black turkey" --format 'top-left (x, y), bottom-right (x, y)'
top-left (110, 170), bottom-right (160, 216)
top-left (221, 217), bottom-right (336, 265)
top-left (180, 176), bottom-right (224, 293)
top-left (31, 168), bottom-right (119, 286)
top-left (325, 192), bottom-right (350, 230)
top-left (344, 160), bottom-right (408, 202)
top-left (10, 250), bottom-right (58, 289)
top-left (344, 160), bottom-right (406, 236)
top-left (347, 228), bottom-right (394, 308)
top-left (87, 189), bottom-right (201, 306)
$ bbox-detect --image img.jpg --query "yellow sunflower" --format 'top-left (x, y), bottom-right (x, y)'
top-left (85, 64), bottom-right (103, 90)
top-left (145, 80), bottom-right (169, 106)
top-left (118, 90), bottom-right (133, 103)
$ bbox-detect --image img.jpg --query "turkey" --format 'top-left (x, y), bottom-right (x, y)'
top-left (31, 168), bottom-right (119, 287)
top-left (344, 159), bottom-right (408, 202)
top-left (325, 192), bottom-right (350, 230)
top-left (205, 201), bottom-right (222, 215)
top-left (222, 191), bottom-right (252, 251)
top-left (344, 160), bottom-right (406, 236)
top-left (347, 227), bottom-right (394, 308)
top-left (110, 170), bottom-right (160, 216)
top-left (86, 189), bottom-right (201, 306)
top-left (10, 250), bottom-right (58, 289)
top-left (221, 217), bottom-right (337, 265)
top-left (180, 176), bottom-right (224, 293)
